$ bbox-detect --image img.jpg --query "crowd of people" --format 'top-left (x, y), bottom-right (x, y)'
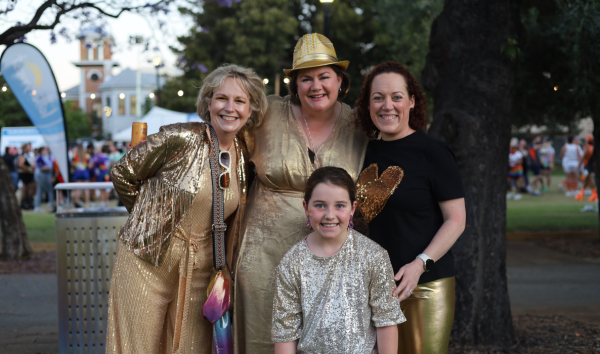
top-left (507, 134), bottom-right (596, 205)
top-left (1, 141), bottom-right (128, 212)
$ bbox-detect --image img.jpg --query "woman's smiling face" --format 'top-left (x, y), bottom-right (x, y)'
top-left (295, 66), bottom-right (342, 113)
top-left (208, 77), bottom-right (253, 138)
top-left (369, 72), bottom-right (415, 141)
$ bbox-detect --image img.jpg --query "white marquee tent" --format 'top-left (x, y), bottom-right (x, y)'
top-left (113, 106), bottom-right (202, 142)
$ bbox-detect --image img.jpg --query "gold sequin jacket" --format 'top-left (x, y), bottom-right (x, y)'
top-left (111, 122), bottom-right (249, 269)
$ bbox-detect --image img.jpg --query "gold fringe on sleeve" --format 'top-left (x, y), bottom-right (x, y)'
top-left (119, 178), bottom-right (196, 266)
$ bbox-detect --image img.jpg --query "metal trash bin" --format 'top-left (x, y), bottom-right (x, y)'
top-left (54, 182), bottom-right (129, 353)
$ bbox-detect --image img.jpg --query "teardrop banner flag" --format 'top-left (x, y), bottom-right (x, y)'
top-left (0, 43), bottom-right (69, 182)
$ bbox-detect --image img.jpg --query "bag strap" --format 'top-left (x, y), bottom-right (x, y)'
top-left (207, 124), bottom-right (227, 270)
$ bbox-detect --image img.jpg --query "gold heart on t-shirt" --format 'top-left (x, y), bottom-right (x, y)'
top-left (356, 163), bottom-right (404, 223)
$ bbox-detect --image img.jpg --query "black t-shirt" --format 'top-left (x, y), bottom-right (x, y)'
top-left (2, 153), bottom-right (17, 172)
top-left (363, 130), bottom-right (464, 284)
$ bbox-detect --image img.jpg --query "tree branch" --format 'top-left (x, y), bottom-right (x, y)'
top-left (0, 0), bottom-right (171, 46)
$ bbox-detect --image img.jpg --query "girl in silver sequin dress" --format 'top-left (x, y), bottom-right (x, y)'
top-left (271, 167), bottom-right (405, 354)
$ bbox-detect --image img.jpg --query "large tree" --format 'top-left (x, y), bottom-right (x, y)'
top-left (0, 0), bottom-right (173, 260)
top-left (423, 0), bottom-right (521, 346)
top-left (163, 0), bottom-right (442, 110)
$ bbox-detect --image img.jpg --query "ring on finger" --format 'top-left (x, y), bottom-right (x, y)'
top-left (409, 290), bottom-right (413, 295)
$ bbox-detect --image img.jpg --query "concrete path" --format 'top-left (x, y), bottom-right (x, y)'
top-left (0, 240), bottom-right (598, 353)
top-left (507, 240), bottom-right (600, 325)
top-left (0, 274), bottom-right (59, 354)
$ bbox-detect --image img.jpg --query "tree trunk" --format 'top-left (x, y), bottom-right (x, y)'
top-left (0, 159), bottom-right (32, 260)
top-left (422, 0), bottom-right (519, 346)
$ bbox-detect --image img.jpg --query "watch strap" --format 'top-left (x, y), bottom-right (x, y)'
top-left (416, 253), bottom-right (433, 271)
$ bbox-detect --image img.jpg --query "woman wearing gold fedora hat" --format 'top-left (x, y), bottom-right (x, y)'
top-left (232, 33), bottom-right (368, 354)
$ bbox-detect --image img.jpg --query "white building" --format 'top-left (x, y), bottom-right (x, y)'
top-left (62, 26), bottom-right (165, 138)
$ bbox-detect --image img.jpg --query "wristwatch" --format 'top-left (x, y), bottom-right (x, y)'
top-left (416, 253), bottom-right (434, 272)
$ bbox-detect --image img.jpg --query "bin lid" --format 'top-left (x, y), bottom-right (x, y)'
top-left (56, 206), bottom-right (129, 218)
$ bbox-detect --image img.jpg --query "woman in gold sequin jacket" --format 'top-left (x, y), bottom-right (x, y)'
top-left (105, 64), bottom-right (267, 354)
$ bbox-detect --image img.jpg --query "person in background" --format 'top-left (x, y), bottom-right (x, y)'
top-left (87, 143), bottom-right (96, 182)
top-left (527, 136), bottom-right (543, 196)
top-left (53, 157), bottom-right (66, 208)
top-left (508, 138), bottom-right (524, 200)
top-left (72, 144), bottom-right (91, 207)
top-left (33, 146), bottom-right (55, 212)
top-left (561, 136), bottom-right (583, 197)
top-left (3, 146), bottom-right (19, 190)
top-left (538, 136), bottom-right (555, 191)
top-left (89, 145), bottom-right (111, 207)
top-left (16, 143), bottom-right (36, 210)
top-left (575, 135), bottom-right (597, 202)
top-left (518, 139), bottom-right (530, 193)
top-left (109, 143), bottom-right (125, 166)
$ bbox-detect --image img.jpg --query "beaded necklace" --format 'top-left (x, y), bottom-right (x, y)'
top-left (301, 108), bottom-right (321, 168)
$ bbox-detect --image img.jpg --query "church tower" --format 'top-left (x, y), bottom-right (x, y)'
top-left (72, 26), bottom-right (116, 123)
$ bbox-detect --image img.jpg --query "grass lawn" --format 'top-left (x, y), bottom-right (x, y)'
top-left (22, 211), bottom-right (56, 243)
top-left (506, 169), bottom-right (599, 232)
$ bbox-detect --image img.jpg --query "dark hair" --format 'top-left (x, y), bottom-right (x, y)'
top-left (354, 61), bottom-right (427, 138)
top-left (567, 136), bottom-right (574, 144)
top-left (87, 143), bottom-right (94, 151)
top-left (101, 145), bottom-right (110, 154)
top-left (288, 65), bottom-right (350, 105)
top-left (4, 147), bottom-right (9, 154)
top-left (304, 167), bottom-right (356, 204)
top-left (304, 167), bottom-right (369, 236)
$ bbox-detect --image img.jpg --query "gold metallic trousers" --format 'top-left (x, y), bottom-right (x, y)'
top-left (105, 238), bottom-right (214, 354)
top-left (398, 276), bottom-right (455, 354)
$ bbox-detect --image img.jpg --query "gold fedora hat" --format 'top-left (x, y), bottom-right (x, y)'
top-left (283, 33), bottom-right (349, 77)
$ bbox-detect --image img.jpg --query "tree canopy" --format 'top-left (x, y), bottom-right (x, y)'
top-left (514, 0), bottom-right (600, 133)
top-left (0, 76), bottom-right (30, 128)
top-left (160, 0), bottom-right (443, 113)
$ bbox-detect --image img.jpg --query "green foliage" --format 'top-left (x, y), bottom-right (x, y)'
top-left (0, 76), bottom-right (31, 127)
top-left (163, 0), bottom-right (442, 110)
top-left (514, 0), bottom-right (600, 131)
top-left (64, 101), bottom-right (93, 139)
top-left (159, 76), bottom-right (202, 113)
top-left (373, 0), bottom-right (443, 83)
top-left (501, 37), bottom-right (521, 61)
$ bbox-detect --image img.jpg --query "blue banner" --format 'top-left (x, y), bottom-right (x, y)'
top-left (0, 43), bottom-right (69, 182)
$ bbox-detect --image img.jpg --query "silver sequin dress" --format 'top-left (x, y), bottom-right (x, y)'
top-left (271, 229), bottom-right (406, 354)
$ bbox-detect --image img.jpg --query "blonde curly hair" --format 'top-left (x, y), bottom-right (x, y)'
top-left (196, 64), bottom-right (268, 128)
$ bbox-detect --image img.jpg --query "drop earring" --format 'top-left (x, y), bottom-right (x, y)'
top-left (348, 215), bottom-right (354, 229)
top-left (306, 215), bottom-right (311, 229)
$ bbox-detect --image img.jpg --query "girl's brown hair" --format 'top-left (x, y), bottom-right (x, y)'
top-left (304, 167), bottom-right (368, 236)
top-left (354, 61), bottom-right (427, 138)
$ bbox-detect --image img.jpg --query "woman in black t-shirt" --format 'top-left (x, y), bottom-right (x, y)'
top-left (354, 61), bottom-right (466, 354)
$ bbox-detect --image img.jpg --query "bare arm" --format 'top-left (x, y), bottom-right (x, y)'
top-left (393, 198), bottom-right (466, 300)
top-left (560, 146), bottom-right (566, 158)
top-left (274, 341), bottom-right (298, 354)
top-left (376, 325), bottom-right (399, 354)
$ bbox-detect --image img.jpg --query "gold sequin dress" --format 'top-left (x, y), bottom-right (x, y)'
top-left (233, 95), bottom-right (369, 354)
top-left (106, 122), bottom-right (248, 354)
top-left (271, 230), bottom-right (406, 353)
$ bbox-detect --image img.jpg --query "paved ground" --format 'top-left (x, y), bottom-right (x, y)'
top-left (0, 240), bottom-right (598, 354)
top-left (507, 240), bottom-right (600, 326)
top-left (0, 274), bottom-right (59, 354)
